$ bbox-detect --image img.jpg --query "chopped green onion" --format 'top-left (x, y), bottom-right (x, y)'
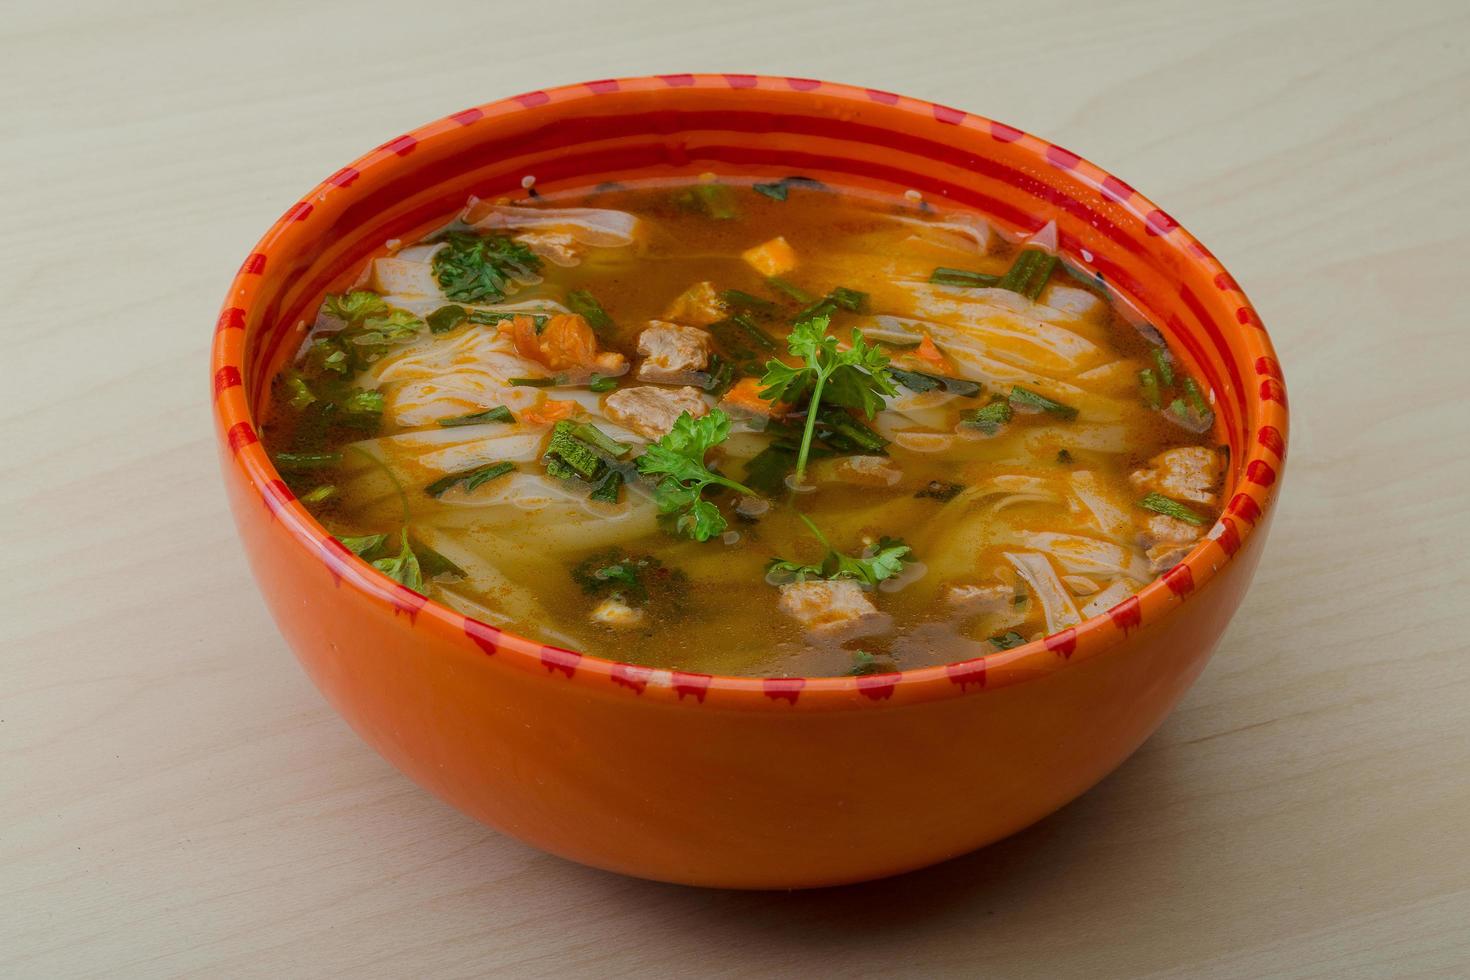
top-left (300, 484), bottom-right (337, 505)
top-left (273, 451), bottom-right (342, 472)
top-left (1138, 492), bottom-right (1205, 526)
top-left (543, 421), bottom-right (605, 481)
top-left (283, 373), bottom-right (316, 410)
top-left (425, 461), bottom-right (516, 497)
top-left (466, 309), bottom-right (550, 330)
top-left (1182, 376), bottom-right (1210, 415)
top-left (929, 267), bottom-right (1002, 288)
top-left (1009, 385), bottom-right (1077, 419)
top-left (848, 650), bottom-right (881, 676)
top-left (1139, 368), bottom-right (1162, 409)
top-left (676, 182), bottom-right (738, 220)
top-left (753, 181), bottom-right (789, 201)
top-left (588, 374), bottom-right (620, 393)
top-left (795, 286), bottom-right (868, 322)
top-left (997, 249), bottom-right (1059, 300)
top-left (571, 422), bottom-right (632, 458)
top-left (766, 277), bottom-right (815, 304)
top-left (436, 406), bottom-right (514, 427)
top-left (890, 368), bottom-right (982, 398)
top-left (701, 355), bottom-right (735, 397)
top-left (720, 289), bottom-right (779, 315)
top-left (588, 470), bottom-right (623, 503)
top-left (990, 631), bottom-right (1026, 650)
top-left (1152, 347), bottom-right (1175, 387)
top-left (510, 376), bottom-right (564, 387)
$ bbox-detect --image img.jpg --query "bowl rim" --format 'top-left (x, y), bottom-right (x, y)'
top-left (212, 73), bottom-right (1288, 708)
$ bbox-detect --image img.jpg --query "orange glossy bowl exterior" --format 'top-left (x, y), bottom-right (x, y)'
top-left (212, 75), bottom-right (1287, 889)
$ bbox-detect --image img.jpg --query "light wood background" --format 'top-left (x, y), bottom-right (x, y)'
top-left (4, 0), bottom-right (1468, 976)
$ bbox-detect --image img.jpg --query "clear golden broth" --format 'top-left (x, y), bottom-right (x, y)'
top-left (263, 178), bottom-right (1224, 677)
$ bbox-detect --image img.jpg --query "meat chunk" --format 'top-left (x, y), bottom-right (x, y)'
top-left (591, 596), bottom-right (644, 628)
top-left (943, 582), bottom-right (1011, 615)
top-left (664, 281), bottom-right (729, 326)
top-left (513, 228), bottom-right (581, 267)
top-left (635, 320), bottom-right (712, 383)
top-left (741, 236), bottom-right (797, 277)
top-left (1139, 513), bottom-right (1204, 574)
top-left (778, 580), bottom-right (878, 632)
top-left (603, 385), bottom-right (708, 438)
top-left (1130, 447), bottom-right (1222, 506)
top-left (833, 455), bottom-right (902, 487)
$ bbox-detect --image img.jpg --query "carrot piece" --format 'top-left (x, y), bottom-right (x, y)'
top-left (521, 399), bottom-right (579, 424)
top-left (913, 333), bottom-right (955, 373)
top-left (720, 377), bottom-right (783, 417)
top-left (741, 236), bottom-right (797, 277)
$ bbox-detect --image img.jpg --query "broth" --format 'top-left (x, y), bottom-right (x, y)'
top-left (262, 176), bottom-right (1226, 677)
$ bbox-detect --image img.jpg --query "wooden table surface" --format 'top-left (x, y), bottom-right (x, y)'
top-left (5, 0), bottom-right (1468, 976)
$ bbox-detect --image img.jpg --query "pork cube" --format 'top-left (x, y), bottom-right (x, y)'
top-left (635, 320), bottom-right (712, 383)
top-left (778, 580), bottom-right (879, 632)
top-left (1130, 447), bottom-right (1223, 506)
top-left (603, 385), bottom-right (709, 439)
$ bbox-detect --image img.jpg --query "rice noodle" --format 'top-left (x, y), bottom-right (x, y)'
top-left (1003, 552), bottom-right (1082, 634)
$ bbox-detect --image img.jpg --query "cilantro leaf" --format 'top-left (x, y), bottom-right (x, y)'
top-left (767, 516), bottom-right (913, 588)
top-left (635, 410), bottom-right (754, 542)
top-left (322, 290), bottom-right (388, 324)
top-left (370, 529), bottom-right (423, 591)
top-left (431, 231), bottom-right (542, 303)
top-left (757, 315), bottom-right (896, 482)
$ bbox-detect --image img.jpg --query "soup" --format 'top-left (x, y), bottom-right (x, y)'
top-left (261, 176), bottom-right (1225, 677)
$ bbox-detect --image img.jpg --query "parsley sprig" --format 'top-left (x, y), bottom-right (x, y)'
top-left (758, 314), bottom-right (897, 483)
top-left (635, 410), bottom-right (755, 541)
top-left (766, 515), bottom-right (912, 587)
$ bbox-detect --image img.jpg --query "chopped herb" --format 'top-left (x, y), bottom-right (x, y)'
top-left (1139, 367), bottom-right (1162, 409)
top-left (342, 389), bottom-right (384, 415)
top-left (889, 368), bottom-right (982, 398)
top-left (300, 484), bottom-right (337, 505)
top-left (758, 314), bottom-right (897, 481)
top-left (675, 182), bottom-right (738, 220)
top-left (566, 289), bottom-right (615, 334)
top-left (338, 533), bottom-right (388, 557)
top-left (1138, 491), bottom-right (1206, 526)
top-left (355, 309), bottom-right (424, 343)
top-left (752, 176), bottom-right (825, 201)
top-left (766, 276), bottom-right (815, 304)
top-left (848, 650), bottom-right (882, 676)
top-left (767, 515), bottom-right (912, 587)
top-left (1152, 347), bottom-right (1175, 387)
top-left (989, 631), bottom-right (1025, 650)
top-left (466, 309), bottom-right (550, 330)
top-left (741, 444), bottom-right (799, 496)
top-left (426, 304), bottom-right (468, 334)
top-left (1057, 449), bottom-right (1074, 465)
top-left (571, 549), bottom-right (687, 606)
top-left (636, 410), bottom-right (754, 542)
top-left (510, 376), bottom-right (564, 387)
top-left (720, 289), bottom-right (780, 315)
top-left (425, 461), bottom-right (516, 497)
top-left (430, 231), bottom-right (542, 303)
top-left (414, 540), bottom-right (466, 580)
top-left (436, 405), bottom-right (515, 427)
top-left (281, 372), bottom-right (316, 410)
top-left (588, 374), bottom-right (620, 393)
top-left (700, 355), bottom-right (736, 398)
top-left (273, 451), bottom-right (342, 472)
top-left (1182, 376), bottom-right (1210, 415)
top-left (961, 397), bottom-right (1013, 435)
top-left (1009, 385), bottom-right (1078, 419)
top-left (814, 405), bottom-right (888, 454)
top-left (930, 267), bottom-right (1002, 288)
top-left (322, 290), bottom-right (388, 324)
top-left (997, 248), bottom-right (1058, 299)
top-left (370, 529), bottom-right (423, 591)
top-left (916, 480), bottom-right (965, 501)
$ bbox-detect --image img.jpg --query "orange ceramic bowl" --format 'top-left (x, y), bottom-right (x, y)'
top-left (213, 75), bottom-right (1287, 889)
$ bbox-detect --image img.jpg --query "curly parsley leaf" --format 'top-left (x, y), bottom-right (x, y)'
top-left (431, 231), bottom-right (542, 303)
top-left (635, 410), bottom-right (754, 542)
